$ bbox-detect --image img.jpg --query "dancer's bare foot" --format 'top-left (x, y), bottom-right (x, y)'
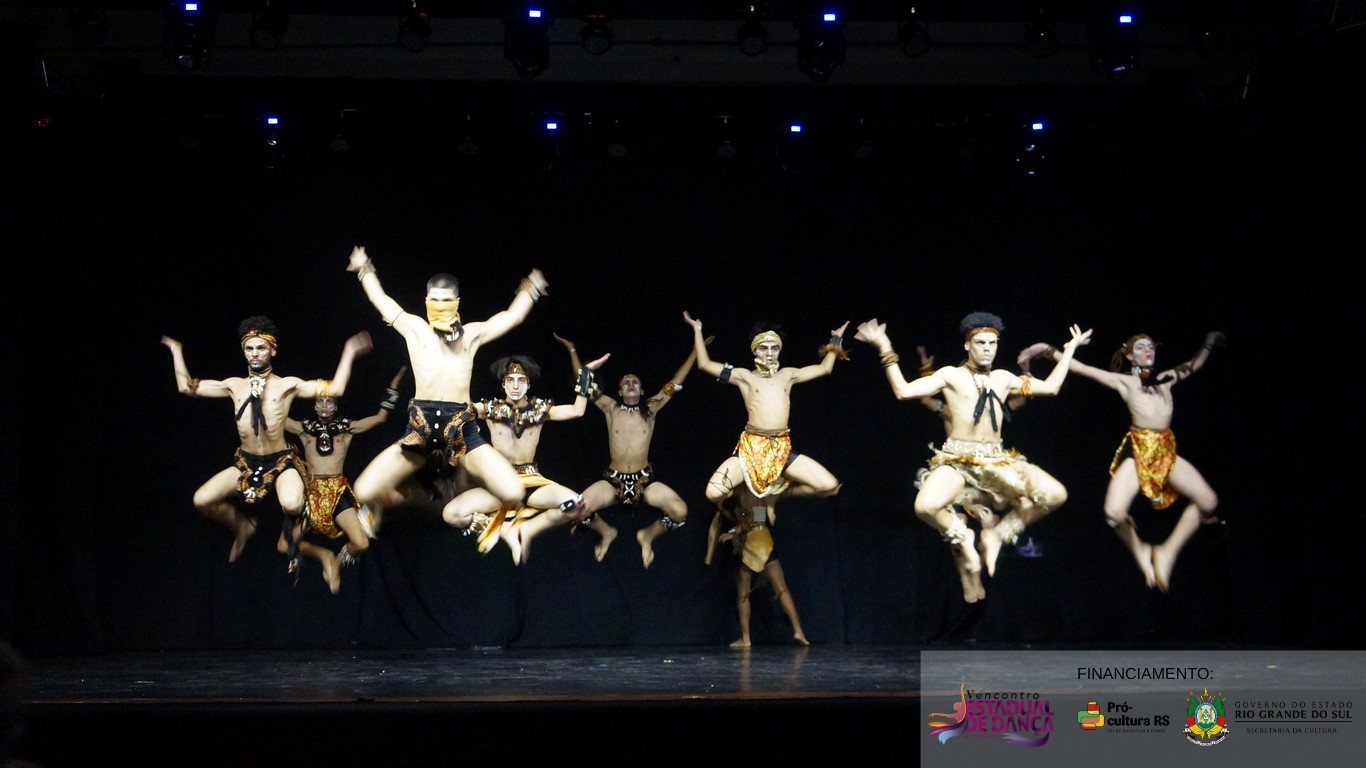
top-left (951, 529), bottom-right (986, 603)
top-left (793, 631), bottom-right (810, 647)
top-left (637, 529), bottom-right (655, 569)
top-left (594, 524), bottom-right (617, 562)
top-left (1152, 543), bottom-right (1176, 593)
top-left (321, 552), bottom-right (341, 595)
top-left (229, 517), bottom-right (257, 563)
top-left (1135, 541), bottom-right (1156, 589)
top-left (729, 638), bottom-right (751, 649)
top-left (503, 525), bottom-right (522, 566)
top-left (978, 526), bottom-right (1004, 578)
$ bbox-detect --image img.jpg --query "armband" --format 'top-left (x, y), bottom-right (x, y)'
top-left (519, 276), bottom-right (543, 303)
top-left (574, 367), bottom-right (597, 397)
top-left (379, 387), bottom-right (401, 411)
top-left (918, 363), bottom-right (934, 378)
top-left (187, 377), bottom-right (200, 395)
top-left (879, 349), bottom-right (900, 369)
top-left (818, 335), bottom-right (850, 361)
top-left (317, 379), bottom-right (332, 399)
top-left (718, 363), bottom-right (734, 383)
top-left (663, 381), bottom-right (682, 396)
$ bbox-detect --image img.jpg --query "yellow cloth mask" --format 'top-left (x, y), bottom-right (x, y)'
top-left (425, 297), bottom-right (461, 333)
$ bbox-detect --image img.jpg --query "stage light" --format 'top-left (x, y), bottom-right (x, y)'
top-left (795, 10), bottom-right (845, 82)
top-left (67, 7), bottom-right (106, 46)
top-left (775, 118), bottom-right (812, 176)
top-left (250, 1), bottom-right (290, 51)
top-left (504, 8), bottom-right (551, 80)
top-left (260, 113), bottom-right (286, 169)
top-left (164, 3), bottom-right (217, 72)
top-left (736, 8), bottom-right (768, 57)
top-left (897, 20), bottom-right (931, 58)
top-left (398, 1), bottom-right (431, 53)
top-left (581, 17), bottom-right (612, 56)
top-left (1087, 8), bottom-right (1140, 82)
top-left (1014, 119), bottom-right (1051, 176)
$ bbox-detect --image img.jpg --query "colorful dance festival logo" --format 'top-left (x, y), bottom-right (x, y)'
top-left (927, 682), bottom-right (1053, 747)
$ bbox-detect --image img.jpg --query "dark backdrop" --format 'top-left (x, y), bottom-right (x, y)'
top-left (3, 25), bottom-right (1361, 657)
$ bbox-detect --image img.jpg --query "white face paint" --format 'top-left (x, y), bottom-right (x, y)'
top-left (1128, 337), bottom-right (1157, 368)
top-left (314, 397), bottom-right (337, 420)
top-left (502, 373), bottom-right (530, 402)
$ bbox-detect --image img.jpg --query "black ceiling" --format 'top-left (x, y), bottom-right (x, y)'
top-left (12, 1), bottom-right (1317, 24)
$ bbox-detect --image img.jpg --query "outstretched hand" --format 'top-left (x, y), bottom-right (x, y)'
top-left (585, 353), bottom-right (611, 370)
top-left (552, 332), bottom-right (575, 351)
top-left (1204, 331), bottom-right (1226, 349)
top-left (683, 311), bottom-right (702, 331)
top-left (389, 365), bottom-right (408, 389)
top-left (160, 336), bottom-right (181, 353)
top-left (854, 319), bottom-right (888, 347)
top-left (916, 345), bottom-right (934, 369)
top-left (1015, 342), bottom-right (1050, 368)
top-left (347, 245), bottom-right (370, 272)
top-left (1065, 324), bottom-right (1093, 349)
top-left (831, 321), bottom-right (850, 337)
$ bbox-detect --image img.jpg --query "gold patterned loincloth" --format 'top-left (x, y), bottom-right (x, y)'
top-left (733, 428), bottom-right (791, 498)
top-left (1110, 427), bottom-right (1178, 510)
top-left (305, 474), bottom-right (355, 539)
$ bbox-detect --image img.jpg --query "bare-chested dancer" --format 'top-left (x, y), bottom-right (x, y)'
top-left (559, 332), bottom-right (707, 568)
top-left (854, 312), bottom-right (1090, 603)
top-left (683, 311), bottom-right (846, 509)
top-left (282, 366), bottom-right (406, 593)
top-left (162, 317), bottom-right (372, 571)
top-left (1018, 331), bottom-right (1224, 592)
top-left (451, 346), bottom-right (609, 565)
top-left (345, 245), bottom-right (548, 536)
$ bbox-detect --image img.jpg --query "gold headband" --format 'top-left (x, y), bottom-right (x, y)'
top-left (750, 331), bottom-right (782, 353)
top-left (964, 326), bottom-right (1000, 341)
top-left (241, 331), bottom-right (278, 350)
top-left (505, 362), bottom-right (528, 379)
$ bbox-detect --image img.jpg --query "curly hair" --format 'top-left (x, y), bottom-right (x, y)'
top-left (237, 315), bottom-right (279, 347)
top-left (490, 354), bottom-right (541, 384)
top-left (958, 311), bottom-right (1004, 339)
